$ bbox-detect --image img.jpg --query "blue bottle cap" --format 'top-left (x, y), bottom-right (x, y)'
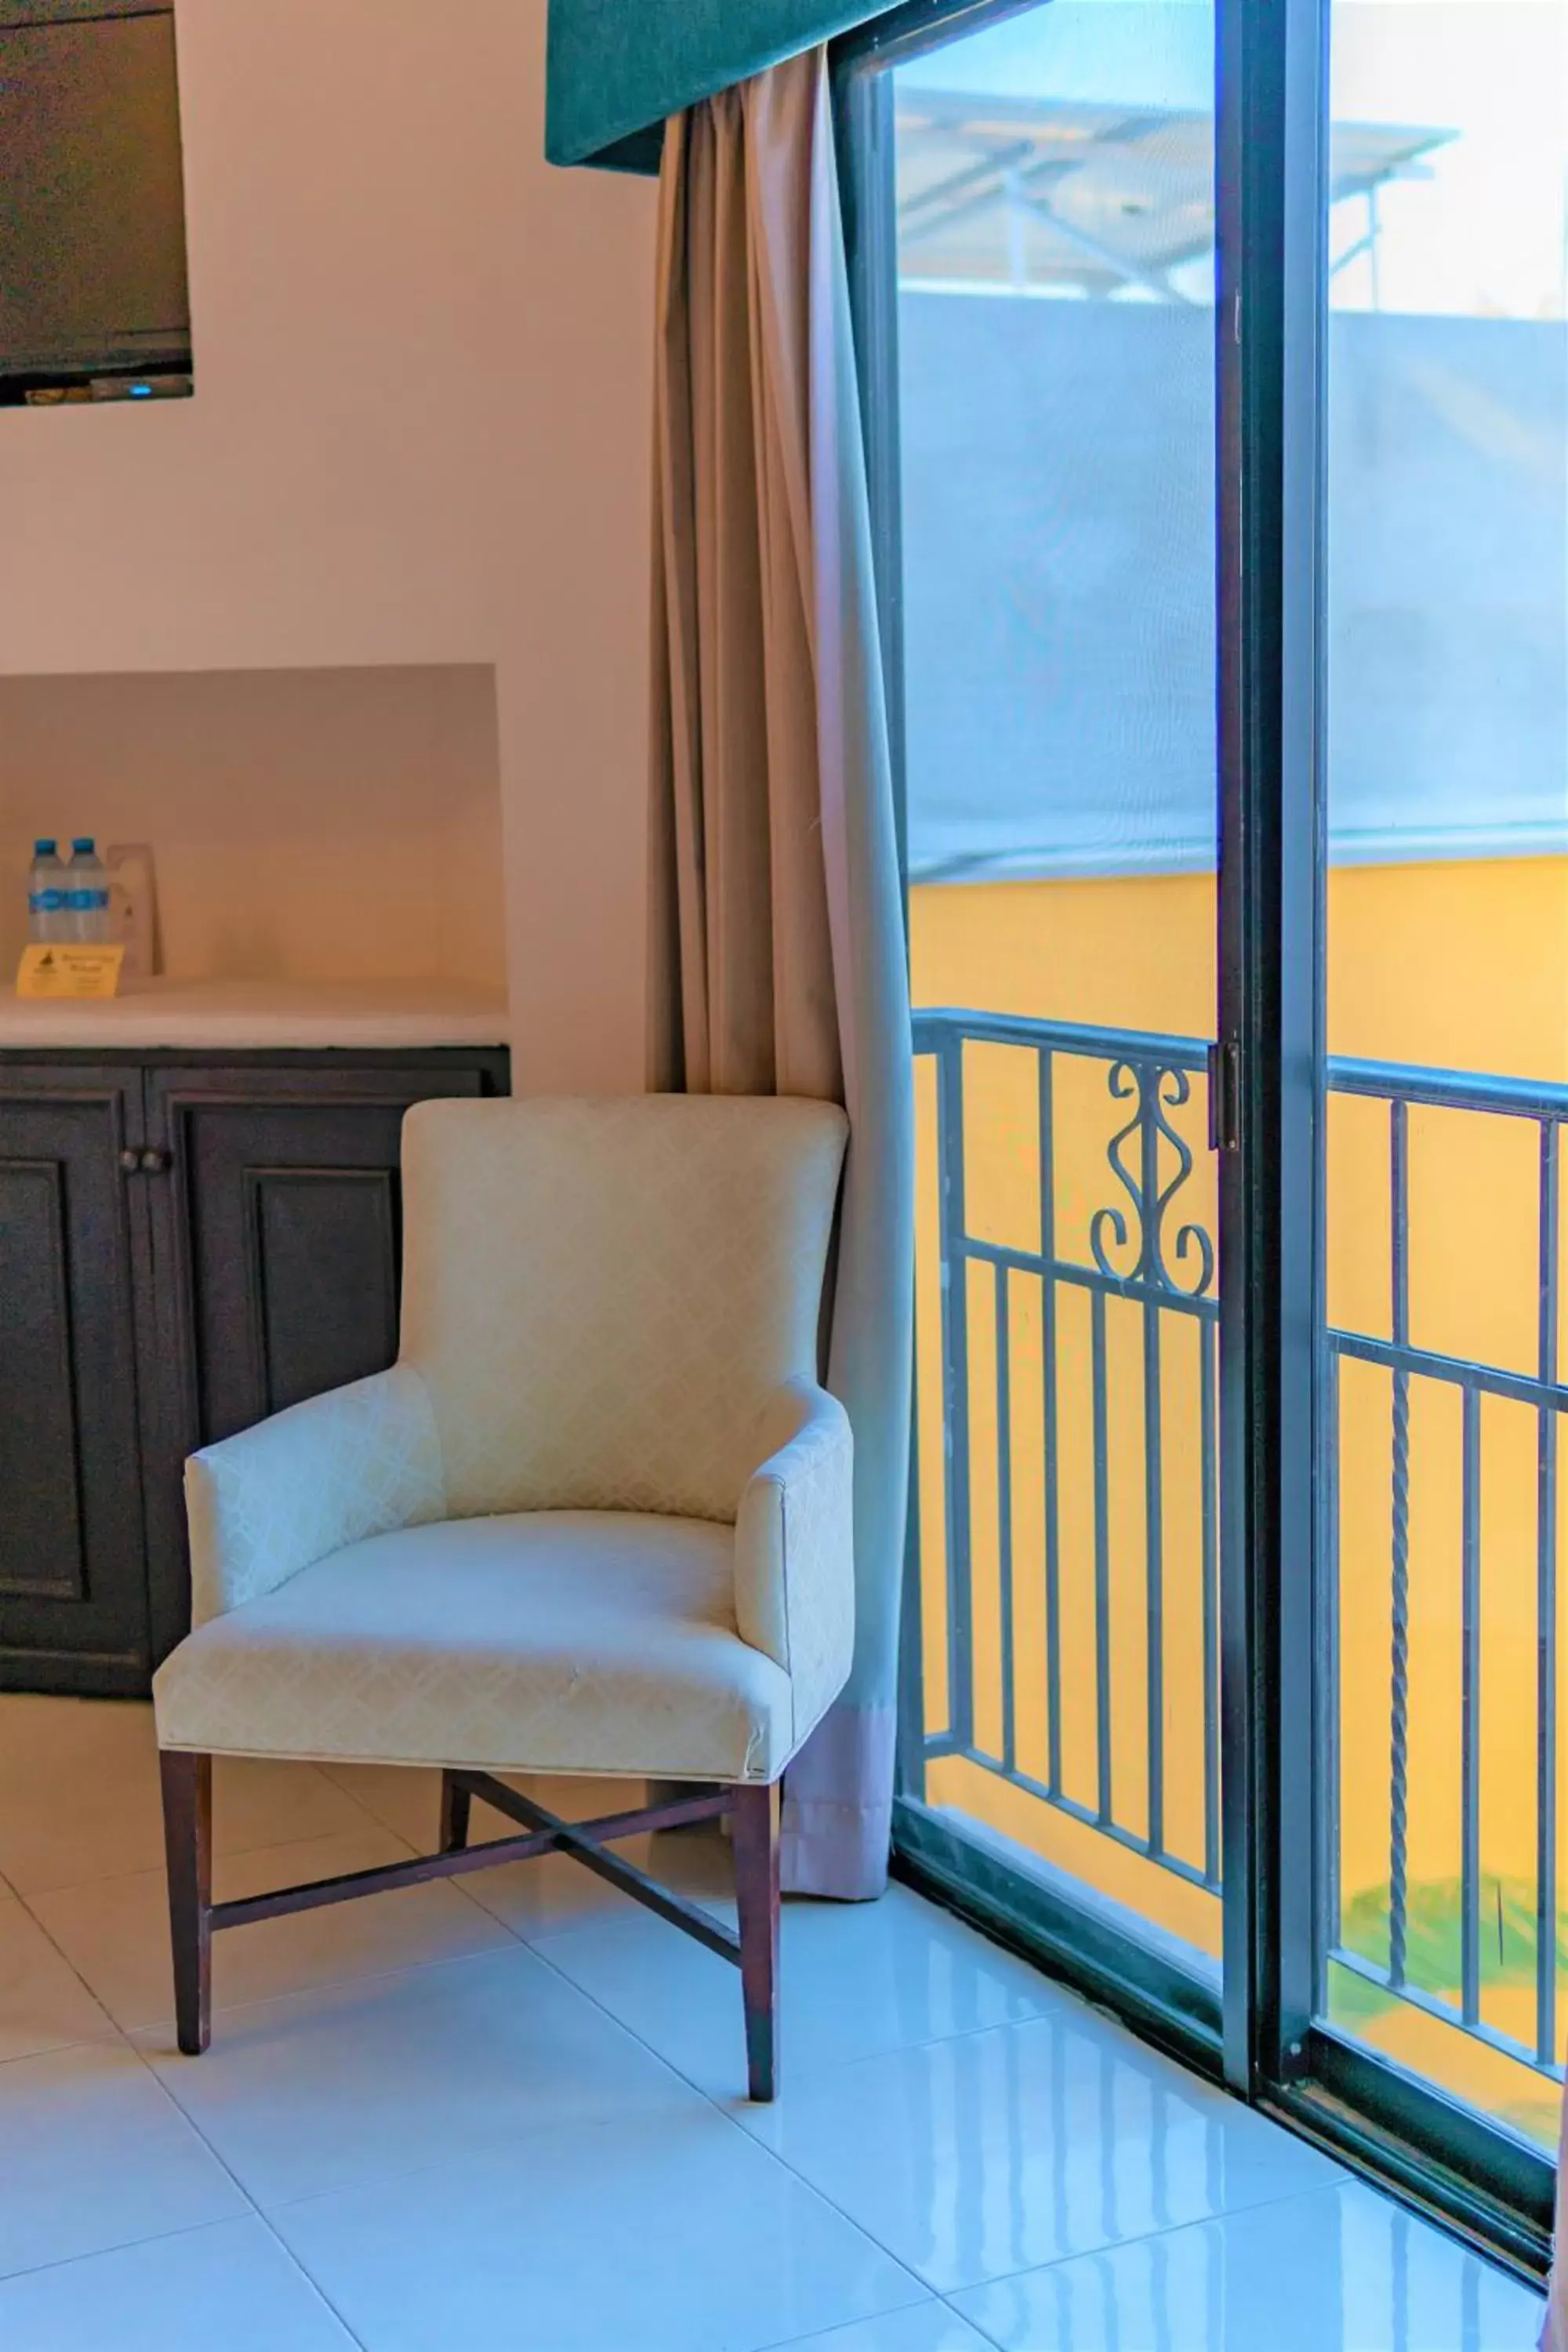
top-left (71, 837), bottom-right (96, 854)
top-left (34, 838), bottom-right (57, 855)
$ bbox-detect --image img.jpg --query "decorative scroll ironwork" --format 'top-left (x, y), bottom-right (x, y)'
top-left (1090, 1058), bottom-right (1216, 1300)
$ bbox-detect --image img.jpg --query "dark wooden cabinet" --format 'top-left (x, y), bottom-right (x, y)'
top-left (0, 1046), bottom-right (509, 1695)
top-left (0, 1068), bottom-right (151, 1693)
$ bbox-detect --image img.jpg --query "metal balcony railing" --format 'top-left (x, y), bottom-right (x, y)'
top-left (912, 1006), bottom-right (1568, 2087)
top-left (1325, 1055), bottom-right (1568, 2082)
top-left (913, 1007), bottom-right (1221, 1896)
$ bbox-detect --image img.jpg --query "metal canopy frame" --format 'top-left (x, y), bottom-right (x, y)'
top-left (891, 82), bottom-right (1451, 303)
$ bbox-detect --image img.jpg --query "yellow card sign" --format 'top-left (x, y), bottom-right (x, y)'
top-left (16, 945), bottom-right (125, 1000)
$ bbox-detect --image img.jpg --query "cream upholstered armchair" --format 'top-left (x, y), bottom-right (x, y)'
top-left (152, 1094), bottom-right (853, 2100)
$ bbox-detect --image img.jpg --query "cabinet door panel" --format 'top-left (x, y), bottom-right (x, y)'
top-left (2, 1160), bottom-right (83, 1599)
top-left (0, 1071), bottom-right (148, 1690)
top-left (136, 1052), bottom-right (506, 1666)
top-left (250, 1165), bottom-right (400, 1415)
top-left (147, 1058), bottom-right (499, 1452)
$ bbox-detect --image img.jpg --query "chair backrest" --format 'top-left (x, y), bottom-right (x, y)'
top-left (397, 1094), bottom-right (849, 1523)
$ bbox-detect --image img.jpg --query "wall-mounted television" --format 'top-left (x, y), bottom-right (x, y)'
top-left (0, 0), bottom-right (193, 405)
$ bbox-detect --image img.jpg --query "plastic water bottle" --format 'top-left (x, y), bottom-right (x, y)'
top-left (27, 840), bottom-right (69, 944)
top-left (64, 839), bottom-right (110, 945)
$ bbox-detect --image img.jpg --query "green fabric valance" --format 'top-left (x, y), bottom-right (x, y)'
top-left (546, 2), bottom-right (885, 172)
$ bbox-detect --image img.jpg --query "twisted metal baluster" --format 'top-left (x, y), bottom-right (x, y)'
top-left (1536, 1115), bottom-right (1559, 2067)
top-left (936, 1036), bottom-right (975, 1756)
top-left (1389, 1098), bottom-right (1411, 1991)
top-left (1039, 1047), bottom-right (1064, 1800)
top-left (1141, 1068), bottom-right (1167, 1857)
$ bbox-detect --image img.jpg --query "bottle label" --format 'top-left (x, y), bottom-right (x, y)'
top-left (64, 889), bottom-right (111, 911)
top-left (28, 889), bottom-right (66, 913)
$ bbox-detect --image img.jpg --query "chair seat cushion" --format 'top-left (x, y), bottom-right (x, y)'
top-left (152, 1512), bottom-right (795, 1783)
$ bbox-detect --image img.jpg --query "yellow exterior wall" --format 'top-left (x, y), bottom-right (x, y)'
top-left (909, 858), bottom-right (1568, 2136)
top-left (912, 858), bottom-right (1568, 1073)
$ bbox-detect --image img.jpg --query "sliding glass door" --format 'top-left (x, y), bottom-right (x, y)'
top-left (877, 0), bottom-right (1224, 2031)
top-left (1314, 0), bottom-right (1568, 2176)
top-left (840, 0), bottom-right (1563, 2269)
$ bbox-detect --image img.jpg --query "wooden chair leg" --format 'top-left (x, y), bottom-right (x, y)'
top-left (731, 1780), bottom-right (781, 2102)
top-left (437, 1770), bottom-right (471, 1855)
top-left (159, 1751), bottom-right (212, 2057)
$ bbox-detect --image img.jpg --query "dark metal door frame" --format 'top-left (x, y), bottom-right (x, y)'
top-left (1214, 0), bottom-right (1324, 2104)
top-left (833, 0), bottom-right (1555, 2279)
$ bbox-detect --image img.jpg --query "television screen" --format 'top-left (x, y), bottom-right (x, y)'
top-left (0, 0), bottom-right (193, 405)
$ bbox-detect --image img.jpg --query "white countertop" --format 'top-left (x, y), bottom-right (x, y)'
top-left (0, 977), bottom-right (511, 1051)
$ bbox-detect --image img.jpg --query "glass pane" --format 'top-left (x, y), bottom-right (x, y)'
top-left (1319, 0), bottom-right (1568, 2150)
top-left (898, 0), bottom-right (1221, 1983)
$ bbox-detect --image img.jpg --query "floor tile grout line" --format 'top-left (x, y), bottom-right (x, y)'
top-left (0, 2031), bottom-right (132, 2075)
top-left (97, 2013), bottom-right (374, 2350)
top-left (280, 2004), bottom-right (939, 2337)
top-left (517, 1941), bottom-right (1110, 2123)
top-left (233, 2206), bottom-right (372, 2349)
top-left (466, 1918), bottom-right (1376, 2330)
top-left (0, 1925), bottom-right (292, 2267)
top-left (257, 2106), bottom-right (929, 2352)
top-left (13, 1835), bottom-right (426, 1921)
top-left (0, 2212), bottom-right (280, 2298)
top-left (515, 1927), bottom-right (965, 2309)
top-left (27, 1831), bottom-right (546, 2044)
top-left (1, 1736), bottom-right (445, 1902)
top-left (512, 1893), bottom-right (1154, 2115)
top-left (735, 2142), bottom-right (1363, 2337)
top-left (0, 1882), bottom-right (140, 2059)
top-left (249, 2086), bottom-right (926, 2259)
top-left (935, 2288), bottom-right (1010, 2352)
top-left (132, 1934), bottom-right (570, 2043)
top-left (935, 2172), bottom-right (1366, 2307)
top-left (134, 1943), bottom-right (727, 2234)
top-left (503, 1925), bottom-right (754, 2113)
top-left (310, 1763), bottom-right (446, 1856)
top-left (252, 2103), bottom-right (722, 2234)
top-left (310, 1765), bottom-right (612, 1933)
top-left (6, 1780), bottom-right (430, 1918)
top-left (746, 2281), bottom-right (942, 2352)
top-left (925, 2172), bottom-right (1543, 2332)
top-left (710, 2107), bottom-right (935, 2321)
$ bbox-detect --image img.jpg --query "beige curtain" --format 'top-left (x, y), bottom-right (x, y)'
top-left (648, 48), bottom-right (914, 1897)
top-left (1547, 2127), bottom-right (1565, 2348)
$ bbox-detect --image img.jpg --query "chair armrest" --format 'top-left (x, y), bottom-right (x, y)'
top-left (183, 1366), bottom-right (446, 1626)
top-left (734, 1377), bottom-right (855, 1751)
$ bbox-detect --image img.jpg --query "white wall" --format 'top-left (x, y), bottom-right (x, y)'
top-left (0, 666), bottom-right (506, 983)
top-left (0, 0), bottom-right (657, 1088)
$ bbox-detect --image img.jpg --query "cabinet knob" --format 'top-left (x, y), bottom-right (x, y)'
top-left (118, 1149), bottom-right (141, 1174)
top-left (140, 1148), bottom-right (172, 1175)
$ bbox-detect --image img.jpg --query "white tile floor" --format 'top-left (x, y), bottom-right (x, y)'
top-left (0, 1692), bottom-right (1548, 2351)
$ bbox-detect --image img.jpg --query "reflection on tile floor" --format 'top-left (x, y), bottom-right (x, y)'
top-left (0, 1697), bottom-right (1548, 2350)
